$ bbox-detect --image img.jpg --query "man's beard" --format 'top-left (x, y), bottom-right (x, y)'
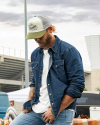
top-left (38, 34), bottom-right (52, 48)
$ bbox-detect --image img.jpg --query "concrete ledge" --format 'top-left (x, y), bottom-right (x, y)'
top-left (0, 56), bottom-right (4, 63)
top-left (0, 79), bottom-right (22, 85)
top-left (0, 54), bottom-right (31, 62)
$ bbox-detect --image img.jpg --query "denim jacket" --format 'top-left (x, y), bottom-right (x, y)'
top-left (23, 35), bottom-right (85, 118)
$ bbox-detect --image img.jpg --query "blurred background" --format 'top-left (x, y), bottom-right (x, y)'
top-left (0, 0), bottom-right (100, 93)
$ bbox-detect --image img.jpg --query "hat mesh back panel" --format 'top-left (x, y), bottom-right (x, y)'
top-left (38, 16), bottom-right (51, 30)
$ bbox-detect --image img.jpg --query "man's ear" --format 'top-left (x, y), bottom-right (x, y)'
top-left (48, 26), bottom-right (53, 33)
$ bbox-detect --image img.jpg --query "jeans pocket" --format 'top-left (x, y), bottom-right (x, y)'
top-left (57, 110), bottom-right (66, 118)
top-left (65, 109), bottom-right (75, 122)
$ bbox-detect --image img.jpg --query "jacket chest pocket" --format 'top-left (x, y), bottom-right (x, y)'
top-left (52, 60), bottom-right (65, 77)
top-left (31, 62), bottom-right (38, 76)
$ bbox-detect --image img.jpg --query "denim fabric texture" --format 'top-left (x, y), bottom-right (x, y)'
top-left (23, 35), bottom-right (85, 118)
top-left (9, 109), bottom-right (75, 125)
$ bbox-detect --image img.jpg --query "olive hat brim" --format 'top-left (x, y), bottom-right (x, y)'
top-left (26, 30), bottom-right (46, 39)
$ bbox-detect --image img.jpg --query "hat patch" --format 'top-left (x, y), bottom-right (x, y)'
top-left (29, 24), bottom-right (38, 31)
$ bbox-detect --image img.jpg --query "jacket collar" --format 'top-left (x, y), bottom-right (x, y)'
top-left (38, 35), bottom-right (61, 53)
top-left (50, 35), bottom-right (61, 53)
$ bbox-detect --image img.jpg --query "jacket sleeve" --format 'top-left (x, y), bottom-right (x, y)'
top-left (29, 75), bottom-right (35, 87)
top-left (29, 52), bottom-right (35, 87)
top-left (64, 47), bottom-right (85, 98)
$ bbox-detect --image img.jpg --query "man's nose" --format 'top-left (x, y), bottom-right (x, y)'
top-left (35, 38), bottom-right (40, 42)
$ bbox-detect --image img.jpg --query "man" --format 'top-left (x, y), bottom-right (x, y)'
top-left (10, 15), bottom-right (85, 125)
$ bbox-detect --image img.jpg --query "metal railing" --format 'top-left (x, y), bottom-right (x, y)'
top-left (0, 46), bottom-right (31, 60)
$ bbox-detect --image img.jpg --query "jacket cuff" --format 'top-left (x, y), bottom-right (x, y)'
top-left (65, 88), bottom-right (82, 98)
top-left (29, 82), bottom-right (35, 87)
top-left (23, 100), bottom-right (32, 109)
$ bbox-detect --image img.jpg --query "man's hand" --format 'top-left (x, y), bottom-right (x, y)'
top-left (42, 107), bottom-right (55, 124)
top-left (22, 107), bottom-right (32, 113)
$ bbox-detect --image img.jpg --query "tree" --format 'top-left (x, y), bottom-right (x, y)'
top-left (84, 88), bottom-right (88, 91)
top-left (96, 87), bottom-right (100, 94)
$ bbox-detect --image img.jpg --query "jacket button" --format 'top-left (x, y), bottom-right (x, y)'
top-left (52, 103), bottom-right (54, 105)
top-left (48, 84), bottom-right (50, 86)
top-left (50, 93), bottom-right (51, 95)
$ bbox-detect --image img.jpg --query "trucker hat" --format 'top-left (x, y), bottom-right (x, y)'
top-left (26, 15), bottom-right (51, 39)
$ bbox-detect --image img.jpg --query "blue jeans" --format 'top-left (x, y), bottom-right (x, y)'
top-left (9, 109), bottom-right (75, 125)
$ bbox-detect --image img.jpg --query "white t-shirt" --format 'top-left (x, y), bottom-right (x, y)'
top-left (32, 50), bottom-right (51, 113)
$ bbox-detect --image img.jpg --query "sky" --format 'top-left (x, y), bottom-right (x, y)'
top-left (0, 0), bottom-right (100, 71)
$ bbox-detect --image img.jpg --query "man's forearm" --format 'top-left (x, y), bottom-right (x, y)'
top-left (27, 87), bottom-right (35, 101)
top-left (58, 94), bottom-right (75, 115)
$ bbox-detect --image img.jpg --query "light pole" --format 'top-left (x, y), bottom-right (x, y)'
top-left (24, 0), bottom-right (29, 87)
